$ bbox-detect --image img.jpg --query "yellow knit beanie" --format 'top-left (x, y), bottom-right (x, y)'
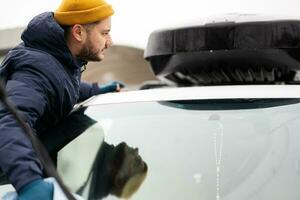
top-left (54, 0), bottom-right (114, 25)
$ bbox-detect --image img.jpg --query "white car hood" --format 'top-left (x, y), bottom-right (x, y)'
top-left (78, 85), bottom-right (300, 107)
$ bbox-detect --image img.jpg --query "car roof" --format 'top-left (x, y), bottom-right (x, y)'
top-left (77, 85), bottom-right (300, 107)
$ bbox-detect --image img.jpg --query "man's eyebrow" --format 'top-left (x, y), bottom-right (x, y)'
top-left (102, 29), bottom-right (111, 32)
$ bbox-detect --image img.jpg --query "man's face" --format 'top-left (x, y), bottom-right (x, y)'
top-left (111, 143), bottom-right (148, 198)
top-left (119, 144), bottom-right (147, 176)
top-left (78, 17), bottom-right (112, 61)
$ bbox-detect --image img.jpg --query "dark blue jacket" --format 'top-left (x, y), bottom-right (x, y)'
top-left (0, 12), bottom-right (99, 191)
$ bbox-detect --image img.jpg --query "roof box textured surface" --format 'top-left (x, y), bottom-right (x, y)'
top-left (145, 18), bottom-right (300, 85)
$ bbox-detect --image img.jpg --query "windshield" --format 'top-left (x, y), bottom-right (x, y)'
top-left (57, 98), bottom-right (300, 200)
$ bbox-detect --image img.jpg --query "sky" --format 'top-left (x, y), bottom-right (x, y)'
top-left (1, 0), bottom-right (300, 48)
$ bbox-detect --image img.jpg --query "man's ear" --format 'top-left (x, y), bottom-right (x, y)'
top-left (113, 172), bottom-right (148, 199)
top-left (114, 171), bottom-right (126, 188)
top-left (109, 172), bottom-right (125, 198)
top-left (71, 24), bottom-right (85, 42)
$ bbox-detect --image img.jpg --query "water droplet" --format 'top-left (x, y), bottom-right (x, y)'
top-left (193, 173), bottom-right (202, 184)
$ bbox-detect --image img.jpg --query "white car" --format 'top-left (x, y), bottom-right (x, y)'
top-left (2, 14), bottom-right (300, 200)
top-left (57, 85), bottom-right (300, 200)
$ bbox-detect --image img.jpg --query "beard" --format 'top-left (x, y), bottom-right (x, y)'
top-left (77, 38), bottom-right (102, 62)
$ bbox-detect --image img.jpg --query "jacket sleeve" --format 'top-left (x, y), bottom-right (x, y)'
top-left (78, 81), bottom-right (99, 102)
top-left (0, 70), bottom-right (49, 191)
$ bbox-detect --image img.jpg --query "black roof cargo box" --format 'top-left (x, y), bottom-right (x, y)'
top-left (144, 17), bottom-right (300, 85)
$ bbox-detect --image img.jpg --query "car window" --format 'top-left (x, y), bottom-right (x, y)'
top-left (57, 98), bottom-right (300, 200)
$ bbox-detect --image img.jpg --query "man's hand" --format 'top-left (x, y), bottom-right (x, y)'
top-left (99, 81), bottom-right (126, 94)
top-left (18, 179), bottom-right (53, 200)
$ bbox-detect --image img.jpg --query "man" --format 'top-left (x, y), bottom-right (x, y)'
top-left (0, 0), bottom-right (123, 199)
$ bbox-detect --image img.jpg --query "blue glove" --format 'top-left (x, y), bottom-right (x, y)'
top-left (18, 179), bottom-right (53, 200)
top-left (99, 81), bottom-right (125, 94)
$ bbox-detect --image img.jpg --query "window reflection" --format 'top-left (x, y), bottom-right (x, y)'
top-left (78, 141), bottom-right (148, 199)
top-left (41, 107), bottom-right (148, 199)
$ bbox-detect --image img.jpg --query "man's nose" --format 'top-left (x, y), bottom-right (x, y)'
top-left (105, 36), bottom-right (113, 48)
